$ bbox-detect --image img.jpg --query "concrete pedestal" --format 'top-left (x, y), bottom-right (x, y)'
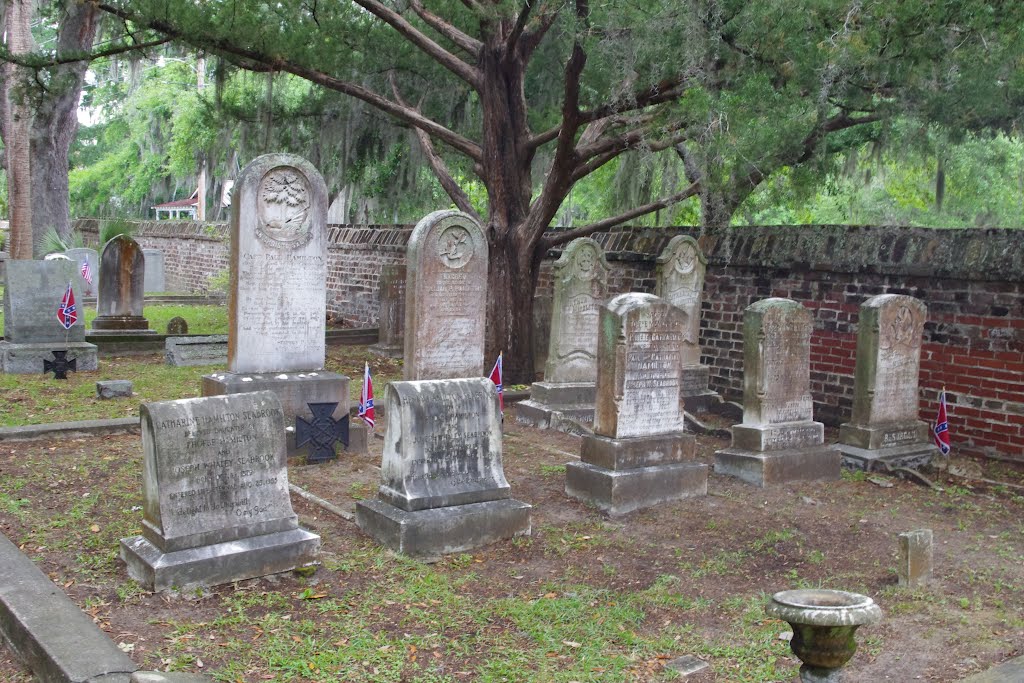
top-left (355, 498), bottom-right (532, 559)
top-left (837, 421), bottom-right (937, 470)
top-left (0, 341), bottom-right (98, 374)
top-left (714, 445), bottom-right (842, 487)
top-left (90, 315), bottom-right (155, 335)
top-left (516, 381), bottom-right (595, 429)
top-left (680, 364), bottom-right (719, 414)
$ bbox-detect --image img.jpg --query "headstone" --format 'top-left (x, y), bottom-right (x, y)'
top-left (0, 250), bottom-right (8, 283)
top-left (119, 391), bottom-right (320, 591)
top-left (714, 298), bottom-right (841, 486)
top-left (166, 335), bottom-right (227, 367)
top-left (166, 316), bottom-right (189, 335)
top-left (201, 154), bottom-right (361, 457)
top-left (65, 247), bottom-right (100, 298)
top-left (565, 293), bottom-right (707, 515)
top-left (90, 235), bottom-right (154, 335)
top-left (355, 378), bottom-right (531, 557)
top-left (897, 529), bottom-right (933, 587)
top-left (142, 248), bottom-right (166, 293)
top-left (97, 380), bottom-right (133, 399)
top-left (368, 263), bottom-right (405, 358)
top-left (838, 295), bottom-right (937, 470)
top-left (655, 235), bottom-right (718, 411)
top-left (531, 294), bottom-right (553, 379)
top-left (517, 238), bottom-right (609, 430)
top-left (403, 210), bottom-right (488, 380)
top-left (0, 260), bottom-right (98, 373)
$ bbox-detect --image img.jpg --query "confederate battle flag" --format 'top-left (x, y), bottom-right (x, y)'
top-left (488, 352), bottom-right (504, 411)
top-left (933, 389), bottom-right (951, 455)
top-left (56, 282), bottom-right (77, 330)
top-left (358, 362), bottom-right (375, 429)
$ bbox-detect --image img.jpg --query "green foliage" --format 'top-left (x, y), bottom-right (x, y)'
top-left (98, 219), bottom-right (136, 245)
top-left (36, 227), bottom-right (85, 255)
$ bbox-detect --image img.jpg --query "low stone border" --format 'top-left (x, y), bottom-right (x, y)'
top-left (0, 418), bottom-right (140, 443)
top-left (959, 656), bottom-right (1024, 682)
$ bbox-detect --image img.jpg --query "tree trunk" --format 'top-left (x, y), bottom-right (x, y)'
top-left (2, 0), bottom-right (34, 260)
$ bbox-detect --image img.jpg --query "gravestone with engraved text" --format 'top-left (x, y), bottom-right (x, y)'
top-left (517, 238), bottom-right (609, 430)
top-left (565, 293), bottom-right (707, 515)
top-left (714, 298), bottom-right (840, 486)
top-left (403, 211), bottom-right (488, 380)
top-left (119, 391), bottom-right (320, 591)
top-left (356, 378), bottom-right (531, 557)
top-left (838, 294), bottom-right (937, 469)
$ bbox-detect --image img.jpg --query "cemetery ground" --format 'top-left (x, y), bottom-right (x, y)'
top-left (0, 347), bottom-right (1022, 681)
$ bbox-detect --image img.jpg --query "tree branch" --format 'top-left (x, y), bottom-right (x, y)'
top-left (408, 0), bottom-right (483, 57)
top-left (0, 35), bottom-right (172, 67)
top-left (519, 2), bottom-right (560, 61)
top-left (541, 182), bottom-right (700, 249)
top-left (506, 0), bottom-right (534, 54)
top-left (574, 120), bottom-right (686, 163)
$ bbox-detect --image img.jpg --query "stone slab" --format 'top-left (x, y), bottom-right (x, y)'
top-left (131, 671), bottom-right (214, 683)
top-left (142, 248), bottom-right (166, 293)
top-left (665, 655), bottom-right (710, 676)
top-left (837, 441), bottom-right (939, 472)
top-left (528, 381), bottom-right (596, 408)
top-left (97, 380), bottom-right (133, 400)
top-left (166, 335), bottom-right (228, 367)
top-left (0, 530), bottom-right (138, 682)
top-left (898, 528), bottom-right (933, 588)
top-left (714, 445), bottom-right (841, 487)
top-left (565, 461), bottom-right (708, 516)
top-left (838, 421), bottom-right (932, 451)
top-left (0, 341), bottom-right (99, 374)
top-left (732, 421), bottom-right (825, 452)
top-left (514, 401), bottom-right (594, 430)
top-left (580, 432), bottom-right (695, 471)
top-left (958, 655), bottom-right (1024, 682)
top-left (0, 417), bottom-right (139, 442)
top-left (3, 259), bottom-right (88, 343)
top-left (354, 497), bottom-right (531, 559)
top-left (119, 527), bottom-right (320, 592)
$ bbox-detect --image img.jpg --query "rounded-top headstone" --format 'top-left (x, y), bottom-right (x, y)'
top-left (166, 316), bottom-right (189, 336)
top-left (96, 234), bottom-right (145, 318)
top-left (544, 237), bottom-right (610, 384)
top-left (403, 210), bottom-right (488, 380)
top-left (655, 235), bottom-right (707, 366)
top-left (228, 153), bottom-right (328, 374)
top-left (742, 297), bottom-right (814, 426)
top-left (65, 247), bottom-right (100, 297)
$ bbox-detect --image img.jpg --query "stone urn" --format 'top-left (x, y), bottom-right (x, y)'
top-left (766, 589), bottom-right (882, 682)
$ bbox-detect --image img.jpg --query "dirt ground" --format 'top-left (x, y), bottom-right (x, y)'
top-left (0, 404), bottom-right (1022, 682)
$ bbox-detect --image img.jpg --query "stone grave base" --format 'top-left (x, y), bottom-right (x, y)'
top-left (838, 421), bottom-right (932, 451)
top-left (714, 445), bottom-right (842, 487)
top-left (837, 442), bottom-right (938, 471)
top-left (732, 421), bottom-right (825, 451)
top-left (516, 381), bottom-right (595, 430)
top-left (119, 528), bottom-right (320, 592)
top-left (680, 364), bottom-right (719, 413)
top-left (165, 335), bottom-right (227, 367)
top-left (202, 371), bottom-right (366, 455)
top-left (355, 498), bottom-right (532, 559)
top-left (565, 461), bottom-right (708, 516)
top-left (368, 341), bottom-right (402, 359)
top-left (90, 315), bottom-right (155, 335)
top-left (0, 341), bottom-right (98, 374)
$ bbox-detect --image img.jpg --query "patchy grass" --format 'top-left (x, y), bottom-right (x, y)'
top-left (0, 300), bottom-right (229, 336)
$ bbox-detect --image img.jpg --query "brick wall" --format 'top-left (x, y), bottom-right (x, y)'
top-left (76, 219), bottom-right (1024, 461)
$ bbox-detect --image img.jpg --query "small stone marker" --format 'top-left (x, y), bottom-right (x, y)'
top-left (518, 238), bottom-right (609, 429)
top-left (368, 263), bottom-right (405, 358)
top-left (97, 379), bottom-right (133, 399)
top-left (714, 298), bottom-right (841, 486)
top-left (294, 403), bottom-right (349, 463)
top-left (665, 655), bottom-right (710, 677)
top-left (0, 260), bottom-right (98, 373)
top-left (403, 210), bottom-right (488, 380)
top-left (91, 235), bottom-right (154, 335)
top-left (142, 248), bottom-right (166, 293)
top-left (355, 378), bottom-right (531, 557)
top-left (838, 295), bottom-right (938, 470)
top-left (898, 529), bottom-right (933, 587)
top-left (565, 293), bottom-right (707, 515)
top-left (166, 316), bottom-right (189, 335)
top-left (165, 335), bottom-right (227, 367)
top-left (119, 391), bottom-right (320, 591)
top-left (655, 235), bottom-right (718, 411)
top-left (43, 350), bottom-right (76, 380)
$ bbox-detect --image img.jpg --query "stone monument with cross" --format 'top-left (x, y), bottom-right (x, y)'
top-left (655, 235), bottom-right (718, 411)
top-left (565, 293), bottom-right (707, 515)
top-left (201, 153), bottom-right (365, 458)
top-left (517, 238), bottom-right (609, 430)
top-left (838, 294), bottom-right (938, 470)
top-left (714, 298), bottom-right (841, 486)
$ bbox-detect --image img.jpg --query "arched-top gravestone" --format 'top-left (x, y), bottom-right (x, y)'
top-left (655, 235), bottom-right (718, 411)
top-left (91, 235), bottom-right (153, 334)
top-left (65, 247), bottom-right (99, 298)
top-left (838, 294), bottom-right (937, 470)
top-left (403, 210), bottom-right (488, 380)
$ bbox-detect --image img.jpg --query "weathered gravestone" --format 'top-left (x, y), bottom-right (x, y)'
top-left (0, 260), bottom-right (98, 373)
top-left (90, 235), bottom-right (154, 334)
top-left (838, 295), bottom-right (938, 470)
top-left (517, 238), bottom-right (609, 429)
top-left (65, 247), bottom-right (99, 297)
top-left (403, 210), bottom-right (487, 380)
top-left (200, 154), bottom-right (363, 457)
top-left (166, 335), bottom-right (227, 367)
top-left (119, 391), bottom-right (320, 591)
top-left (531, 294), bottom-right (553, 379)
top-left (368, 263), bottom-right (405, 358)
top-left (655, 235), bottom-right (718, 411)
top-left (355, 378), bottom-right (531, 557)
top-left (166, 316), bottom-right (189, 336)
top-left (714, 298), bottom-right (841, 486)
top-left (898, 528), bottom-right (933, 587)
top-left (564, 293), bottom-right (707, 515)
top-left (142, 248), bottom-right (166, 293)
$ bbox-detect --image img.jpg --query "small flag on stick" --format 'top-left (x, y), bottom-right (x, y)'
top-left (56, 282), bottom-right (77, 330)
top-left (80, 257), bottom-right (93, 285)
top-left (933, 389), bottom-right (951, 455)
top-left (358, 362), bottom-right (375, 429)
top-left (488, 352), bottom-right (504, 411)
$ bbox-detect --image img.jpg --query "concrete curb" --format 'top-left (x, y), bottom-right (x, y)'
top-left (0, 418), bottom-right (140, 443)
top-left (959, 655), bottom-right (1024, 682)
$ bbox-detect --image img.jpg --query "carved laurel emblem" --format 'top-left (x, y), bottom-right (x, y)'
top-left (673, 243), bottom-right (698, 275)
top-left (437, 225), bottom-right (473, 268)
top-left (256, 168), bottom-right (313, 249)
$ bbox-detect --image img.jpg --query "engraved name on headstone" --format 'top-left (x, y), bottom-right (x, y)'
top-left (545, 238), bottom-right (610, 383)
top-left (403, 211), bottom-right (487, 380)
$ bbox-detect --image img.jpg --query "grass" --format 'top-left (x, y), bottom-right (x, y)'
top-left (0, 298), bottom-right (228, 336)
